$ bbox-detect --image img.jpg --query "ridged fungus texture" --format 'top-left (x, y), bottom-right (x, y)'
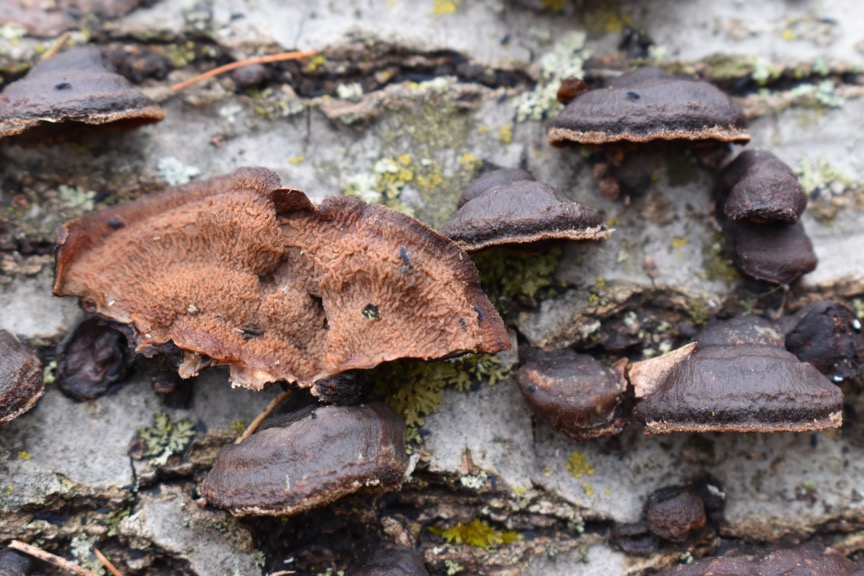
top-left (200, 403), bottom-right (410, 516)
top-left (547, 67), bottom-right (750, 147)
top-left (516, 348), bottom-right (626, 441)
top-left (54, 167), bottom-right (509, 390)
top-left (439, 171), bottom-right (610, 251)
top-left (654, 543), bottom-right (862, 576)
top-left (717, 150), bottom-right (808, 223)
top-left (631, 316), bottom-right (843, 434)
top-left (0, 46), bottom-right (164, 144)
top-left (0, 330), bottom-right (44, 425)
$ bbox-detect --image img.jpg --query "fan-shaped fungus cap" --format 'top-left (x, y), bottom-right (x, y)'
top-left (0, 330), bottom-right (44, 425)
top-left (200, 403), bottom-right (410, 516)
top-left (439, 174), bottom-right (610, 252)
top-left (57, 317), bottom-right (131, 401)
top-left (547, 67), bottom-right (750, 147)
top-left (0, 548), bottom-right (33, 575)
top-left (645, 486), bottom-right (707, 542)
top-left (346, 543), bottom-right (429, 576)
top-left (782, 300), bottom-right (864, 382)
top-left (630, 316), bottom-right (843, 434)
top-left (717, 150), bottom-right (808, 223)
top-left (0, 46), bottom-right (164, 144)
top-left (724, 220), bottom-right (817, 285)
top-left (53, 167), bottom-right (509, 391)
top-left (458, 168), bottom-right (535, 209)
top-left (654, 543), bottom-right (862, 576)
top-left (516, 348), bottom-right (626, 441)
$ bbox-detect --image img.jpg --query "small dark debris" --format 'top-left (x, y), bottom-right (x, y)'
top-left (362, 304), bottom-right (380, 320)
top-left (53, 81), bottom-right (72, 90)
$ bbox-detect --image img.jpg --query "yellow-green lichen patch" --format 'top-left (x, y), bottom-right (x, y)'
top-left (566, 450), bottom-right (595, 478)
top-left (137, 411), bottom-right (196, 467)
top-left (472, 247), bottom-right (563, 314)
top-left (701, 232), bottom-right (739, 283)
top-left (431, 0), bottom-right (459, 16)
top-left (429, 518), bottom-right (521, 550)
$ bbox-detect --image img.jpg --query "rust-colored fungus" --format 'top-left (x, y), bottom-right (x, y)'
top-left (654, 543), bottom-right (862, 576)
top-left (200, 403), bottom-right (410, 516)
top-left (0, 46), bottom-right (164, 144)
top-left (53, 167), bottom-right (509, 391)
top-left (0, 330), bottom-right (44, 425)
top-left (547, 67), bottom-right (750, 147)
top-left (439, 170), bottom-right (610, 251)
top-left (717, 150), bottom-right (808, 223)
top-left (631, 316), bottom-right (843, 434)
top-left (516, 348), bottom-right (626, 441)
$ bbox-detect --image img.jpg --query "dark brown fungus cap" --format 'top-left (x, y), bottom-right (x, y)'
top-left (57, 316), bottom-right (131, 401)
top-left (644, 485), bottom-right (706, 542)
top-left (782, 300), bottom-right (864, 382)
top-left (0, 46), bottom-right (164, 144)
top-left (54, 167), bottom-right (509, 391)
top-left (516, 348), bottom-right (626, 441)
top-left (718, 150), bottom-right (808, 224)
top-left (725, 220), bottom-right (817, 285)
top-left (631, 316), bottom-right (843, 434)
top-left (439, 177), bottom-right (610, 252)
top-left (457, 168), bottom-right (535, 209)
top-left (655, 543), bottom-right (861, 576)
top-left (1, 0), bottom-right (148, 37)
top-left (200, 403), bottom-right (410, 516)
top-left (0, 330), bottom-right (44, 424)
top-left (0, 548), bottom-right (33, 576)
top-left (547, 67), bottom-right (750, 147)
top-left (346, 543), bottom-right (429, 576)
top-left (556, 77), bottom-right (589, 104)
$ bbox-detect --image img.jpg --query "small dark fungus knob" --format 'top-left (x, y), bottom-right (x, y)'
top-left (645, 485), bottom-right (706, 542)
top-left (0, 331), bottom-right (44, 425)
top-left (782, 300), bottom-right (864, 382)
top-left (57, 317), bottom-right (131, 401)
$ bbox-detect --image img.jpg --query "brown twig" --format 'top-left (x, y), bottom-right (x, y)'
top-left (94, 548), bottom-right (124, 576)
top-left (41, 32), bottom-right (71, 60)
top-left (9, 540), bottom-right (100, 576)
top-left (234, 390), bottom-right (292, 444)
top-left (170, 50), bottom-right (319, 92)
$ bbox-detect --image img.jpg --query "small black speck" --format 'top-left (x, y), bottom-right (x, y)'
top-left (473, 305), bottom-right (484, 323)
top-left (54, 81), bottom-right (72, 90)
top-left (626, 90), bottom-right (641, 100)
top-left (527, 384), bottom-right (537, 394)
top-left (499, 33), bottom-right (510, 45)
top-left (107, 219), bottom-right (125, 229)
top-left (399, 245), bottom-right (413, 274)
top-left (362, 304), bottom-right (379, 320)
top-left (459, 318), bottom-right (468, 330)
top-left (810, 433), bottom-right (819, 448)
top-left (310, 411), bottom-right (317, 420)
top-left (240, 325), bottom-right (263, 339)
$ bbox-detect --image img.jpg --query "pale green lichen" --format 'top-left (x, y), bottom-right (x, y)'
top-left (444, 559), bottom-right (464, 575)
top-left (472, 247), bottom-right (562, 313)
top-left (157, 157), bottom-right (201, 186)
top-left (137, 411), bottom-right (196, 467)
top-left (460, 470), bottom-right (488, 490)
top-left (795, 156), bottom-right (860, 196)
top-left (59, 184), bottom-right (96, 212)
top-left (429, 518), bottom-right (521, 550)
top-left (513, 32), bottom-right (589, 122)
top-left (70, 535), bottom-right (105, 575)
top-left (336, 82), bottom-right (364, 101)
top-left (788, 80), bottom-right (845, 108)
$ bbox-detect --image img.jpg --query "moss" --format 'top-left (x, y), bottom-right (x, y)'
top-left (566, 450), bottom-right (595, 478)
top-left (106, 507), bottom-right (132, 537)
top-left (429, 518), bottom-right (521, 550)
top-left (137, 411), bottom-right (196, 467)
top-left (472, 247), bottom-right (562, 313)
top-left (686, 298), bottom-right (709, 326)
top-left (369, 353), bottom-right (510, 442)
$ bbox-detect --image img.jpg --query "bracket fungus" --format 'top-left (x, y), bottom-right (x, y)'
top-left (56, 316), bottom-right (131, 401)
top-left (547, 67), bottom-right (750, 147)
top-left (53, 167), bottom-right (509, 391)
top-left (782, 300), bottom-right (864, 383)
top-left (200, 403), bottom-right (410, 516)
top-left (516, 348), bottom-right (626, 441)
top-left (0, 46), bottom-right (164, 144)
top-left (644, 485), bottom-right (707, 543)
top-left (438, 170), bottom-right (610, 251)
top-left (724, 221), bottom-right (817, 285)
top-left (0, 330), bottom-right (44, 425)
top-left (716, 150), bottom-right (808, 224)
top-left (630, 316), bottom-right (843, 434)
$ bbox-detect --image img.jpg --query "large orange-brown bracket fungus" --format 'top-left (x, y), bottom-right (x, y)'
top-left (53, 167), bottom-right (510, 391)
top-left (0, 46), bottom-right (164, 144)
top-left (200, 403), bottom-right (410, 516)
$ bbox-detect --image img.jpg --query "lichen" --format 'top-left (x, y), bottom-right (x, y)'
top-left (157, 157), bottom-right (201, 186)
top-left (788, 80), bottom-right (845, 109)
top-left (566, 450), bottom-right (595, 478)
top-left (513, 32), bottom-right (589, 122)
top-left (70, 535), bottom-right (105, 575)
top-left (472, 247), bottom-right (563, 313)
top-left (59, 184), bottom-right (96, 212)
top-left (137, 411), bottom-right (196, 467)
top-left (429, 518), bottom-right (521, 550)
top-left (795, 156), bottom-right (861, 197)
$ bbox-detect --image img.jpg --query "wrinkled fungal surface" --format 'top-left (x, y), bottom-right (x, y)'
top-left (57, 316), bottom-right (131, 401)
top-left (346, 542), bottom-right (429, 576)
top-left (547, 67), bottom-right (750, 146)
top-left (654, 543), bottom-right (863, 576)
top-left (439, 176), bottom-right (610, 251)
top-left (200, 403), bottom-right (410, 516)
top-left (631, 316), bottom-right (843, 434)
top-left (0, 330), bottom-right (44, 425)
top-left (724, 220), bottom-right (818, 285)
top-left (53, 167), bottom-right (509, 390)
top-left (0, 547), bottom-right (33, 575)
top-left (782, 300), bottom-right (864, 382)
top-left (0, 46), bottom-right (164, 143)
top-left (717, 150), bottom-right (808, 223)
top-left (644, 485), bottom-right (706, 542)
top-left (516, 348), bottom-right (625, 441)
top-left (457, 168), bottom-right (535, 209)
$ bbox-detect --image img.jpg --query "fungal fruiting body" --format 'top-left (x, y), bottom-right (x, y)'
top-left (53, 167), bottom-right (509, 391)
top-left (0, 330), bottom-right (44, 424)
